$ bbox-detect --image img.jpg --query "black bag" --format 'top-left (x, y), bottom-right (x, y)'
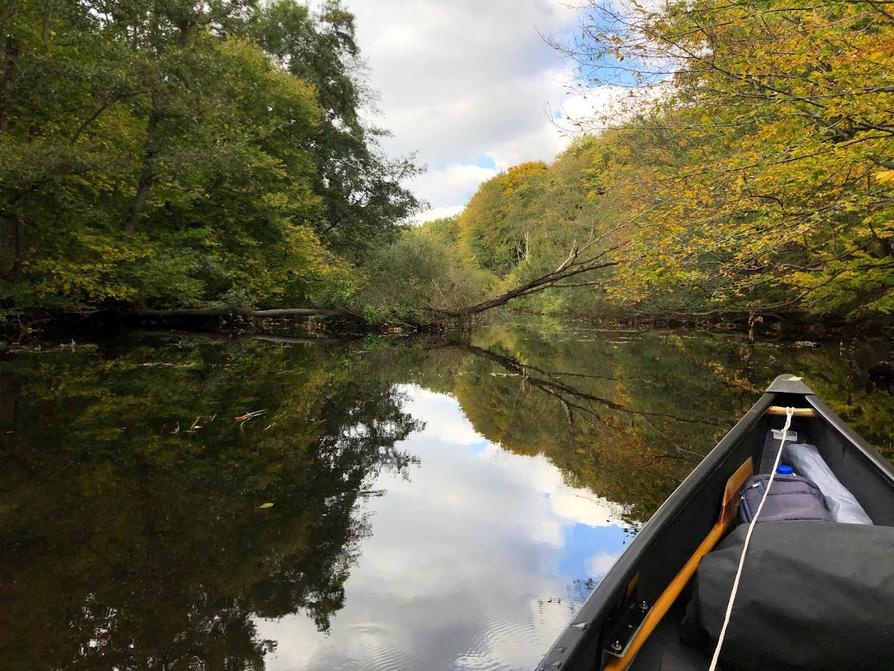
top-left (739, 474), bottom-right (832, 523)
top-left (691, 522), bottom-right (894, 670)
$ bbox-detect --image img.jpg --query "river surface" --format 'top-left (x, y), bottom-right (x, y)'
top-left (2, 322), bottom-right (892, 670)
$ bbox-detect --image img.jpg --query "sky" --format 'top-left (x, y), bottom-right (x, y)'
top-left (345, 0), bottom-right (629, 222)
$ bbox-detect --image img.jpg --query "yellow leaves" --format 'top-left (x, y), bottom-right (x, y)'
top-left (416, 0), bottom-right (894, 320)
top-left (500, 162), bottom-right (548, 197)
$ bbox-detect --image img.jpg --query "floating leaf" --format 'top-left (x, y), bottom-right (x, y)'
top-left (258, 502), bottom-right (274, 509)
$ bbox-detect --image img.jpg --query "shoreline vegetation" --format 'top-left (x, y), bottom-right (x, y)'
top-left (10, 305), bottom-right (891, 346)
top-left (1, 1), bottom-right (892, 337)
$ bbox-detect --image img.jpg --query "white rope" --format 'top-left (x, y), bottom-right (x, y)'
top-left (708, 406), bottom-right (795, 671)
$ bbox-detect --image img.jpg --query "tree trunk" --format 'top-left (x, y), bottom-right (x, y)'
top-left (0, 33), bottom-right (18, 133)
top-left (0, 210), bottom-right (24, 277)
top-left (434, 255), bottom-right (619, 319)
top-left (125, 105), bottom-right (161, 235)
top-left (12, 212), bottom-right (22, 275)
top-left (0, 213), bottom-right (14, 275)
top-left (41, 10), bottom-right (50, 46)
top-left (136, 307), bottom-right (350, 318)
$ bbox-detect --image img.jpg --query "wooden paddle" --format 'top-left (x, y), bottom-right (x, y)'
top-left (603, 457), bottom-right (753, 671)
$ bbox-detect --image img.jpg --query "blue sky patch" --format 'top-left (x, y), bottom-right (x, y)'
top-left (475, 154), bottom-right (498, 170)
top-left (557, 522), bottom-right (626, 582)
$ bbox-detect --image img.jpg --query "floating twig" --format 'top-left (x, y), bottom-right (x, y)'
top-left (235, 409), bottom-right (268, 429)
top-left (184, 417), bottom-right (203, 433)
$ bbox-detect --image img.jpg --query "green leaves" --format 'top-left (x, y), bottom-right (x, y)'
top-left (2, 0), bottom-right (414, 315)
top-left (250, 0), bottom-right (421, 256)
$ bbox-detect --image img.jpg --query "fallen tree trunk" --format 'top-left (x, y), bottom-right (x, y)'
top-left (459, 343), bottom-right (721, 429)
top-left (433, 239), bottom-right (622, 319)
top-left (135, 307), bottom-right (352, 319)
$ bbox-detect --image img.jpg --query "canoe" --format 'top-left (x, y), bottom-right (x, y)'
top-left (538, 374), bottom-right (894, 671)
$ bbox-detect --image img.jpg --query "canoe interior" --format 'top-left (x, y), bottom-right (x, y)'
top-left (540, 381), bottom-right (894, 671)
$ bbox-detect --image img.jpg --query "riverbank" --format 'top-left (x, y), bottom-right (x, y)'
top-left (5, 304), bottom-right (891, 347)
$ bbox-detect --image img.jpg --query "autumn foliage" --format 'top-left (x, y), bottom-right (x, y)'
top-left (418, 0), bottom-right (894, 323)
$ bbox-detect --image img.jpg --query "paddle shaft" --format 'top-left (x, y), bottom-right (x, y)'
top-left (602, 458), bottom-right (754, 671)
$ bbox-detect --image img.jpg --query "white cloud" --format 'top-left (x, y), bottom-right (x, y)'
top-left (550, 490), bottom-right (624, 528)
top-left (342, 0), bottom-right (634, 220)
top-left (409, 163), bottom-right (499, 221)
top-left (399, 385), bottom-right (485, 445)
top-left (588, 551), bottom-right (622, 578)
top-left (416, 204), bottom-right (464, 223)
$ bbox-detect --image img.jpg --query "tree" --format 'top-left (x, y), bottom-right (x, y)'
top-left (0, 337), bottom-right (420, 668)
top-left (250, 0), bottom-right (422, 256)
top-left (563, 0), bottom-right (894, 319)
top-left (423, 0), bottom-right (894, 325)
top-left (1, 0), bottom-right (418, 316)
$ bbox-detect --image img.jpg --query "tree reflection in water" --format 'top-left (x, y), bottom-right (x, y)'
top-left (0, 325), bottom-right (891, 670)
top-left (433, 325), bottom-right (892, 521)
top-left (0, 338), bottom-right (420, 669)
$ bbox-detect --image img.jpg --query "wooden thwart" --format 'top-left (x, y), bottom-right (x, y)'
top-left (766, 406), bottom-right (816, 417)
top-left (603, 458), bottom-right (754, 671)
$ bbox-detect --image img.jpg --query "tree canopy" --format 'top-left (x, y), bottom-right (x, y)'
top-left (402, 0), bottom-right (893, 325)
top-left (583, 0), bottom-right (894, 319)
top-left (0, 0), bottom-right (419, 316)
top-left (2, 0), bottom-right (891, 327)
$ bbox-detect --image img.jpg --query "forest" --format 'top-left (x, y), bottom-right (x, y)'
top-left (366, 0), bottom-right (894, 328)
top-left (1, 0), bottom-right (892, 329)
top-left (0, 0), bottom-right (419, 318)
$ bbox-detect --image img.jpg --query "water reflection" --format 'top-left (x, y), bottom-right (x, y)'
top-left (0, 324), bottom-right (891, 670)
top-left (0, 339), bottom-right (419, 669)
top-left (257, 386), bottom-right (629, 671)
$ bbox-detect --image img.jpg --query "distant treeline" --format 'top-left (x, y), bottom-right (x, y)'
top-left (374, 0), bottom-right (894, 326)
top-left (0, 0), bottom-right (418, 317)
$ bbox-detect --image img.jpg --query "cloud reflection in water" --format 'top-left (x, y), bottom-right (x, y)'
top-left (257, 385), bottom-right (630, 671)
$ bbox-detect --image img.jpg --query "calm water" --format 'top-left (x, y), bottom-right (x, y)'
top-left (1, 322), bottom-right (892, 670)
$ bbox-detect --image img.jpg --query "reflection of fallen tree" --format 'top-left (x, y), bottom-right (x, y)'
top-left (448, 342), bottom-right (717, 465)
top-left (463, 344), bottom-right (719, 427)
top-left (439, 341), bottom-right (715, 520)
